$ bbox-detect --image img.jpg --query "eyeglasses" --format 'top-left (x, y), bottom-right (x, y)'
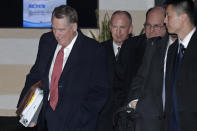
top-left (144, 23), bottom-right (164, 30)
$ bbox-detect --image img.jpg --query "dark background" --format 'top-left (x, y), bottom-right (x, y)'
top-left (0, 0), bottom-right (98, 28)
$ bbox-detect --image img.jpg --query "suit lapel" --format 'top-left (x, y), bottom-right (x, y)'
top-left (149, 35), bottom-right (169, 111)
top-left (105, 40), bottom-right (116, 85)
top-left (165, 40), bottom-right (178, 112)
top-left (55, 31), bottom-right (84, 107)
top-left (175, 30), bottom-right (197, 87)
top-left (46, 42), bottom-right (58, 76)
top-left (180, 30), bottom-right (197, 67)
top-left (160, 34), bottom-right (170, 68)
top-left (108, 40), bottom-right (116, 63)
top-left (165, 30), bottom-right (197, 112)
top-left (59, 31), bottom-right (83, 82)
top-left (42, 33), bottom-right (58, 94)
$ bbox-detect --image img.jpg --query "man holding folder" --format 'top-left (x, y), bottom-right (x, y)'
top-left (17, 5), bottom-right (109, 131)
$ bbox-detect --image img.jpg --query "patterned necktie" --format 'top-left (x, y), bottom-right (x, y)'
top-left (177, 44), bottom-right (184, 62)
top-left (170, 43), bottom-right (184, 131)
top-left (115, 47), bottom-right (121, 61)
top-left (50, 46), bottom-right (65, 110)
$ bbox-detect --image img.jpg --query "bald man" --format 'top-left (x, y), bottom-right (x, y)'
top-left (96, 11), bottom-right (145, 131)
top-left (131, 6), bottom-right (167, 61)
top-left (126, 6), bottom-right (176, 131)
top-left (144, 6), bottom-right (166, 39)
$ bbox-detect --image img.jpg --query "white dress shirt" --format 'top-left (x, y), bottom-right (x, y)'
top-left (162, 37), bottom-right (175, 110)
top-left (113, 41), bottom-right (121, 56)
top-left (48, 32), bottom-right (78, 89)
top-left (162, 27), bottom-right (196, 110)
top-left (179, 27), bottom-right (196, 49)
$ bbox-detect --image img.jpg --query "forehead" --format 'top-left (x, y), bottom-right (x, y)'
top-left (146, 11), bottom-right (164, 24)
top-left (166, 5), bottom-right (176, 15)
top-left (52, 17), bottom-right (69, 27)
top-left (111, 14), bottom-right (130, 25)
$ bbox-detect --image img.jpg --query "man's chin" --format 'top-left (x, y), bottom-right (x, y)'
top-left (114, 40), bottom-right (123, 45)
top-left (57, 40), bottom-right (64, 45)
top-left (58, 41), bottom-right (68, 46)
top-left (168, 30), bottom-right (174, 34)
top-left (58, 42), bottom-right (64, 46)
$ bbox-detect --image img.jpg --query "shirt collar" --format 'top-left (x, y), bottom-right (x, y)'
top-left (57, 31), bottom-right (78, 51)
top-left (168, 37), bottom-right (174, 47)
top-left (113, 41), bottom-right (121, 54)
top-left (179, 27), bottom-right (196, 48)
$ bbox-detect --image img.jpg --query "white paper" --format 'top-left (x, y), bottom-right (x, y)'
top-left (20, 88), bottom-right (43, 127)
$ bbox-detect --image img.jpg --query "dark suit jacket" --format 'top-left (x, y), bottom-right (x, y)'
top-left (18, 30), bottom-right (109, 131)
top-left (96, 36), bottom-right (146, 131)
top-left (165, 30), bottom-right (197, 131)
top-left (127, 34), bottom-right (169, 131)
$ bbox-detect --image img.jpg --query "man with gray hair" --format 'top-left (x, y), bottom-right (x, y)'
top-left (17, 5), bottom-right (109, 131)
top-left (144, 6), bottom-right (166, 39)
top-left (96, 10), bottom-right (145, 131)
top-left (126, 6), bottom-right (177, 131)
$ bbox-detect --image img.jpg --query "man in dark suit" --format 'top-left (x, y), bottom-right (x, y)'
top-left (96, 11), bottom-right (146, 131)
top-left (164, 0), bottom-right (197, 131)
top-left (128, 33), bottom-right (179, 131)
top-left (144, 6), bottom-right (166, 39)
top-left (126, 6), bottom-right (180, 131)
top-left (17, 5), bottom-right (109, 131)
top-left (127, 35), bottom-right (170, 131)
top-left (132, 6), bottom-right (167, 59)
top-left (127, 5), bottom-right (167, 107)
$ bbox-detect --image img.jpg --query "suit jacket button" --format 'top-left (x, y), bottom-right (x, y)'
top-left (158, 116), bottom-right (162, 120)
top-left (58, 85), bottom-right (63, 89)
top-left (158, 115), bottom-right (165, 120)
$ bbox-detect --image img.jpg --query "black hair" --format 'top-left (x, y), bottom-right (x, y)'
top-left (165, 0), bottom-right (195, 25)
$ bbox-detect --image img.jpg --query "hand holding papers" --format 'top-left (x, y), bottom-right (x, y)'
top-left (16, 81), bottom-right (43, 127)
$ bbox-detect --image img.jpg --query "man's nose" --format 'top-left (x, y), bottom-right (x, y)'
top-left (164, 17), bottom-right (168, 25)
top-left (116, 28), bottom-right (121, 35)
top-left (150, 26), bottom-right (154, 32)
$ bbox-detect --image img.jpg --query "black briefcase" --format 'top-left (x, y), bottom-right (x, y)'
top-left (113, 106), bottom-right (139, 131)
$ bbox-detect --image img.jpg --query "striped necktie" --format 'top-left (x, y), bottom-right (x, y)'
top-left (50, 46), bottom-right (65, 110)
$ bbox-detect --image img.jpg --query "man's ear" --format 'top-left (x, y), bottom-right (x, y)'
top-left (181, 13), bottom-right (189, 24)
top-left (129, 24), bottom-right (133, 34)
top-left (109, 24), bottom-right (112, 32)
top-left (72, 23), bottom-right (78, 32)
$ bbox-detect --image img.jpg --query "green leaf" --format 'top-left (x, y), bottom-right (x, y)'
top-left (89, 11), bottom-right (111, 43)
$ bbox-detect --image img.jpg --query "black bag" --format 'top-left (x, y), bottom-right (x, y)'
top-left (113, 106), bottom-right (139, 131)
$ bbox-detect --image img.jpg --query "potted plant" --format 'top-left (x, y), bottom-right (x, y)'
top-left (90, 10), bottom-right (111, 43)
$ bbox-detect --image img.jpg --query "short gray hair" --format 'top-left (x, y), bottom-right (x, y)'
top-left (52, 5), bottom-right (78, 25)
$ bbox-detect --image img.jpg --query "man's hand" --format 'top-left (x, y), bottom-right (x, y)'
top-left (29, 122), bottom-right (36, 127)
top-left (128, 100), bottom-right (138, 109)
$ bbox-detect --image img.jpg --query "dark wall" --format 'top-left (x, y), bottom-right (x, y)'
top-left (194, 0), bottom-right (197, 26)
top-left (0, 1), bottom-right (22, 27)
top-left (155, 0), bottom-right (166, 6)
top-left (0, 0), bottom-right (97, 28)
top-left (67, 0), bottom-right (98, 28)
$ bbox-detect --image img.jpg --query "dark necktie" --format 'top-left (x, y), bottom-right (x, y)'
top-left (50, 46), bottom-right (65, 110)
top-left (170, 43), bottom-right (184, 131)
top-left (115, 47), bottom-right (120, 61)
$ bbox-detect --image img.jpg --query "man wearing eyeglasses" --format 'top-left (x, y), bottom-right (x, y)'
top-left (144, 6), bottom-right (166, 39)
top-left (126, 6), bottom-right (178, 131)
top-left (131, 6), bottom-right (167, 59)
